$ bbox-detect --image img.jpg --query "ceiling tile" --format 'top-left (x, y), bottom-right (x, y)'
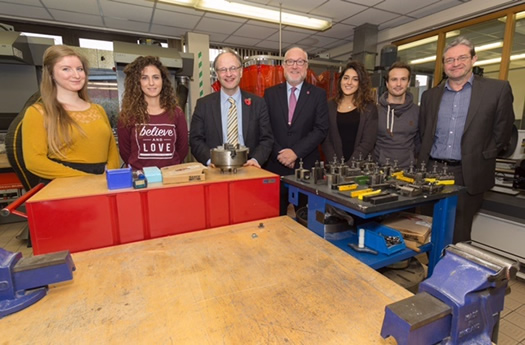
top-left (379, 15), bottom-right (415, 30)
top-left (224, 35), bottom-right (262, 47)
top-left (43, 0), bottom-right (100, 16)
top-left (194, 17), bottom-right (243, 35)
top-left (317, 23), bottom-right (354, 39)
top-left (266, 0), bottom-right (319, 13)
top-left (265, 29), bottom-right (313, 44)
top-left (0, 0), bottom-right (41, 5)
top-left (153, 9), bottom-right (201, 29)
top-left (155, 2), bottom-right (202, 16)
top-left (150, 24), bottom-right (188, 37)
top-left (374, 0), bottom-right (437, 14)
top-left (197, 31), bottom-right (228, 44)
top-left (234, 24), bottom-right (279, 39)
top-left (341, 0), bottom-right (382, 6)
top-left (408, 0), bottom-right (465, 19)
top-left (103, 17), bottom-right (150, 32)
top-left (100, 0), bottom-right (153, 22)
top-left (0, 2), bottom-right (52, 20)
top-left (107, 0), bottom-right (152, 5)
top-left (48, 9), bottom-right (104, 27)
top-left (342, 7), bottom-right (399, 26)
top-left (254, 40), bottom-right (281, 51)
top-left (310, 1), bottom-right (367, 22)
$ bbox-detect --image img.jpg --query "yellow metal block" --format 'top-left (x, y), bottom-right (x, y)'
top-left (350, 188), bottom-right (373, 198)
top-left (358, 189), bottom-right (382, 200)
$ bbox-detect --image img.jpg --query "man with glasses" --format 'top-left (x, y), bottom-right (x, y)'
top-left (263, 46), bottom-right (329, 214)
top-left (418, 36), bottom-right (515, 243)
top-left (190, 48), bottom-right (273, 167)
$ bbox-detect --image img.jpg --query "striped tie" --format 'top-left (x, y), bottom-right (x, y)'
top-left (227, 97), bottom-right (239, 146)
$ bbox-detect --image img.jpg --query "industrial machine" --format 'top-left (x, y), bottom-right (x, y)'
top-left (381, 242), bottom-right (519, 345)
top-left (0, 248), bottom-right (76, 318)
top-left (210, 144), bottom-right (249, 173)
top-left (471, 125), bottom-right (525, 279)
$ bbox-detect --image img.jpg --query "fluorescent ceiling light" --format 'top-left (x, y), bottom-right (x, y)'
top-left (409, 40), bottom-right (505, 65)
top-left (156, 0), bottom-right (332, 31)
top-left (475, 41), bottom-right (503, 52)
top-left (475, 53), bottom-right (525, 66)
top-left (409, 56), bottom-right (436, 64)
top-left (398, 31), bottom-right (460, 51)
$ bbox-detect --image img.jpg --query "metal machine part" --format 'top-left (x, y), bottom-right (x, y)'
top-left (0, 248), bottom-right (76, 318)
top-left (210, 144), bottom-right (249, 173)
top-left (381, 242), bottom-right (519, 345)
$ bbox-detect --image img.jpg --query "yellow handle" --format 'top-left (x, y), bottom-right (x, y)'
top-left (338, 184), bottom-right (358, 191)
top-left (358, 189), bottom-right (382, 200)
top-left (350, 188), bottom-right (373, 198)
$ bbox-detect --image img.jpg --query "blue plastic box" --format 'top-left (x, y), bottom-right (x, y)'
top-left (361, 222), bottom-right (406, 255)
top-left (106, 167), bottom-right (133, 190)
top-left (143, 166), bottom-right (162, 183)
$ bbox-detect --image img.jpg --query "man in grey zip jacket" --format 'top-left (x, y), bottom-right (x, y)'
top-left (375, 62), bottom-right (420, 170)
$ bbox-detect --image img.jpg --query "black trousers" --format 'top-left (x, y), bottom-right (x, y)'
top-left (432, 161), bottom-right (484, 243)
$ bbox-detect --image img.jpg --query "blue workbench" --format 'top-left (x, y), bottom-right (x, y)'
top-left (283, 175), bottom-right (461, 276)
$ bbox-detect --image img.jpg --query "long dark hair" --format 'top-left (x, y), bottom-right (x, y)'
top-left (335, 60), bottom-right (374, 112)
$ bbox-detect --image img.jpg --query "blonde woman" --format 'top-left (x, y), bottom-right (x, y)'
top-left (22, 45), bottom-right (120, 182)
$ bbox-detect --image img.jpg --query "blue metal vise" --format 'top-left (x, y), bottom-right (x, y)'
top-left (0, 248), bottom-right (76, 318)
top-left (381, 242), bottom-right (519, 345)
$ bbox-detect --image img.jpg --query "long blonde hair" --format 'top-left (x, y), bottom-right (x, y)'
top-left (39, 45), bottom-right (90, 157)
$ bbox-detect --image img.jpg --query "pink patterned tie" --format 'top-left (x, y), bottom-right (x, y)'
top-left (288, 87), bottom-right (297, 125)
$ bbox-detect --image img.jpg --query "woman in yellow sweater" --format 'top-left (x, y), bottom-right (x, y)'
top-left (22, 45), bottom-right (120, 182)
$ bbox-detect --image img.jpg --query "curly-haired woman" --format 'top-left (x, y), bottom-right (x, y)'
top-left (117, 56), bottom-right (188, 169)
top-left (322, 61), bottom-right (378, 164)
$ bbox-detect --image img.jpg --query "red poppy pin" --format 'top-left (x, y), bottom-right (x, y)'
top-left (244, 98), bottom-right (252, 106)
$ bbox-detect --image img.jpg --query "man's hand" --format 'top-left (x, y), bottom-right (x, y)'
top-left (244, 158), bottom-right (261, 168)
top-left (277, 149), bottom-right (297, 169)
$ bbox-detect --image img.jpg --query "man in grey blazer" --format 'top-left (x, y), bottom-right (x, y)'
top-left (190, 48), bottom-right (273, 167)
top-left (418, 36), bottom-right (515, 243)
top-left (263, 46), bottom-right (329, 214)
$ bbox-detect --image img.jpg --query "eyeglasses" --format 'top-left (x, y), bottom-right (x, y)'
top-left (216, 65), bottom-right (242, 74)
top-left (444, 55), bottom-right (471, 65)
top-left (284, 59), bottom-right (307, 66)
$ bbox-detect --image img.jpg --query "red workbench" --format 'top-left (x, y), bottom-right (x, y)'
top-left (26, 167), bottom-right (279, 254)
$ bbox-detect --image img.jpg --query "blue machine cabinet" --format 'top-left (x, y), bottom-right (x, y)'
top-left (283, 176), bottom-right (461, 276)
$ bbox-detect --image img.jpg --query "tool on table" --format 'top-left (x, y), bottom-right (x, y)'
top-left (211, 143), bottom-right (249, 173)
top-left (0, 248), bottom-right (76, 318)
top-left (381, 242), bottom-right (519, 345)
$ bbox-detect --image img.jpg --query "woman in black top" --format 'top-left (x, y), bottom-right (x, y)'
top-left (322, 61), bottom-right (378, 164)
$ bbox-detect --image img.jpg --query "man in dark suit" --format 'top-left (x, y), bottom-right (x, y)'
top-left (418, 36), bottom-right (515, 243)
top-left (190, 48), bottom-right (273, 167)
top-left (263, 46), bottom-right (329, 214)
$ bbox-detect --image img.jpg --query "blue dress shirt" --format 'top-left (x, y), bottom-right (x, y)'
top-left (430, 75), bottom-right (473, 160)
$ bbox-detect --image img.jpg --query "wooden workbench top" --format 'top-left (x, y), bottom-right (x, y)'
top-left (0, 217), bottom-right (410, 344)
top-left (28, 166), bottom-right (278, 202)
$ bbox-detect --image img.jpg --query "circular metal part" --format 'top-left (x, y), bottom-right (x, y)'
top-left (210, 144), bottom-right (249, 173)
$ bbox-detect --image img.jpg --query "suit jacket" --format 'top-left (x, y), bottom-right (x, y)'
top-left (418, 75), bottom-right (515, 195)
top-left (189, 90), bottom-right (273, 165)
top-left (263, 82), bottom-right (329, 176)
top-left (322, 100), bottom-right (378, 164)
